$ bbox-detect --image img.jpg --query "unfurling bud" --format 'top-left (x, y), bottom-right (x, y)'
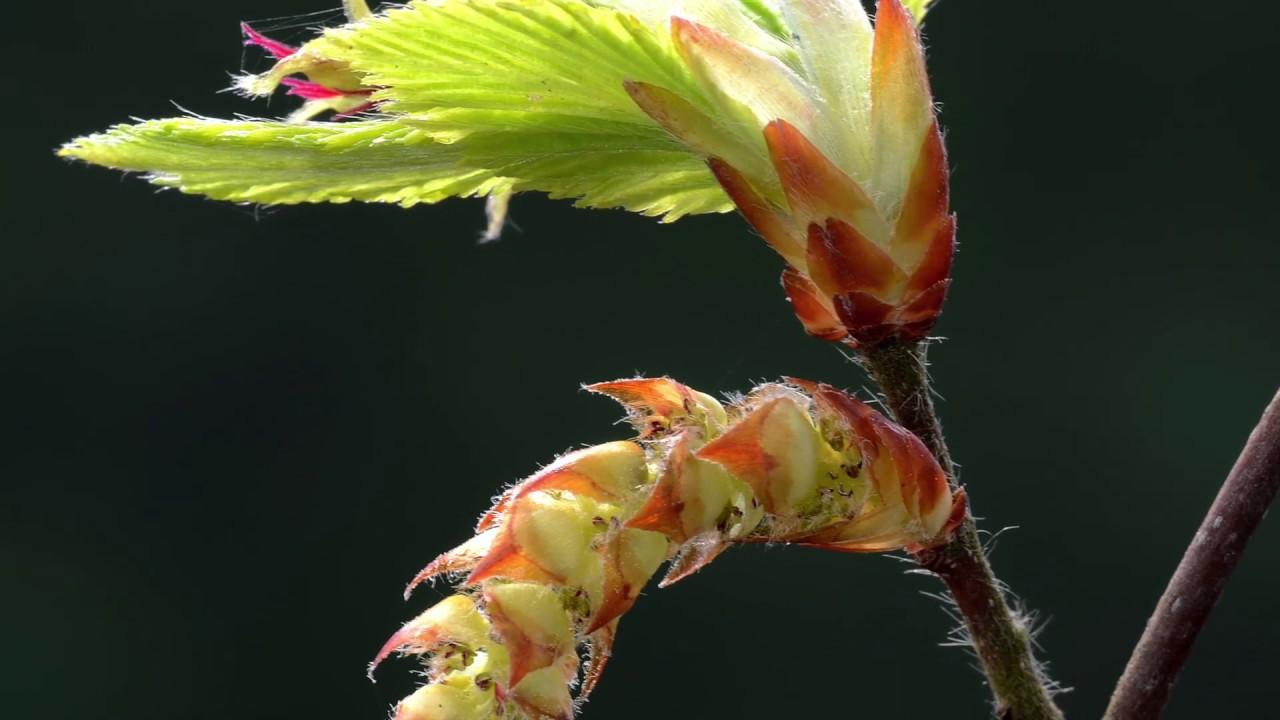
top-left (631, 0), bottom-right (954, 347)
top-left (372, 377), bottom-right (964, 718)
top-left (65, 1), bottom-right (948, 303)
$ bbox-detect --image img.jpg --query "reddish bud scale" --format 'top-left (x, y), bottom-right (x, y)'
top-left (375, 377), bottom-right (961, 719)
top-left (624, 0), bottom-right (956, 348)
top-left (711, 115), bottom-right (954, 347)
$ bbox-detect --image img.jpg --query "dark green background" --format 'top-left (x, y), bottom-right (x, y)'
top-left (5, 1), bottom-right (1278, 718)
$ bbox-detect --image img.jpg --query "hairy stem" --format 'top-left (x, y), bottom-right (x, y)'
top-left (1104, 386), bottom-right (1280, 720)
top-left (860, 340), bottom-right (1064, 720)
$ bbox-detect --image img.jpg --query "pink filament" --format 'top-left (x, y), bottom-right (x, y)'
top-left (280, 77), bottom-right (347, 100)
top-left (240, 22), bottom-right (296, 60)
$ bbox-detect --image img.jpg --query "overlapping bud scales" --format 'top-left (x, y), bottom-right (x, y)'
top-left (62, 0), bottom-right (952, 302)
top-left (372, 377), bottom-right (964, 719)
top-left (630, 0), bottom-right (955, 345)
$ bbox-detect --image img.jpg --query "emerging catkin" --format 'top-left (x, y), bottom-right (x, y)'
top-left (371, 378), bottom-right (965, 719)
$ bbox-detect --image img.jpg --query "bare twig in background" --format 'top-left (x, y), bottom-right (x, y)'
top-left (1105, 386), bottom-right (1280, 719)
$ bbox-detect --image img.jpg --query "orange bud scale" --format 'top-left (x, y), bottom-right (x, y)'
top-left (376, 376), bottom-right (962, 719)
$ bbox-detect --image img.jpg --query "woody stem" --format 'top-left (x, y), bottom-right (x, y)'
top-left (860, 340), bottom-right (1064, 720)
top-left (1103, 386), bottom-right (1280, 720)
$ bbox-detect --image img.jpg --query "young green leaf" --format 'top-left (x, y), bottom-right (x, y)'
top-left (59, 115), bottom-right (730, 218)
top-left (58, 118), bottom-right (501, 206)
top-left (312, 0), bottom-right (709, 136)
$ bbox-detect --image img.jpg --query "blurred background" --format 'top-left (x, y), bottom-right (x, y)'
top-left (4, 1), bottom-right (1278, 718)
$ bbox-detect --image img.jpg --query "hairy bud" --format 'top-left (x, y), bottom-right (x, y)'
top-left (371, 377), bottom-right (964, 718)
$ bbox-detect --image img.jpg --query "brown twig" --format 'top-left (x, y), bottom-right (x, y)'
top-left (861, 340), bottom-right (1065, 720)
top-left (1104, 386), bottom-right (1280, 720)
